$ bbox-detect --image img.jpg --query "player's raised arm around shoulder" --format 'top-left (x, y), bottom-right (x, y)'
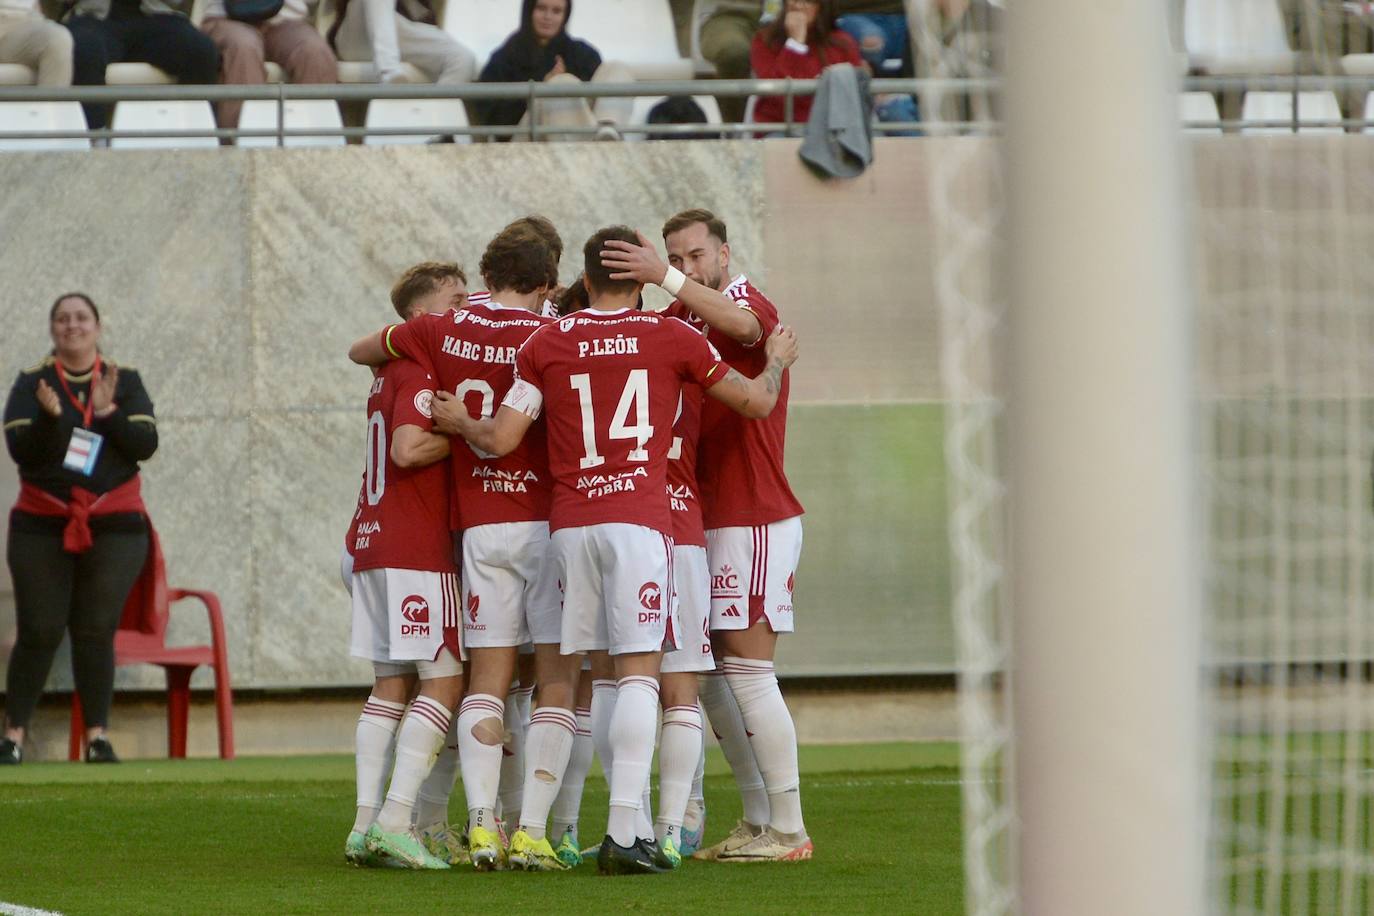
top-left (432, 396), bottom-right (535, 458)
top-left (704, 325), bottom-right (799, 419)
top-left (348, 325), bottom-right (397, 366)
top-left (390, 424), bottom-right (450, 468)
top-left (600, 232), bottom-right (762, 345)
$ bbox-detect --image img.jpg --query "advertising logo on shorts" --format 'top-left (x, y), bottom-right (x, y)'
top-left (776, 572), bottom-right (794, 616)
top-left (400, 594), bottom-right (430, 638)
top-left (414, 389), bottom-right (434, 419)
top-left (465, 593), bottom-right (485, 631)
top-left (637, 581), bottom-right (662, 625)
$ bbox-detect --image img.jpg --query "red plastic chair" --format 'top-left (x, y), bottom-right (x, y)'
top-left (69, 526), bottom-right (235, 760)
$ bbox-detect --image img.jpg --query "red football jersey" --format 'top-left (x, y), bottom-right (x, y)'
top-left (667, 383), bottom-right (705, 548)
top-left (467, 290), bottom-right (558, 319)
top-left (384, 303), bottom-right (553, 530)
top-left (348, 359), bottom-right (456, 573)
top-left (663, 276), bottom-right (804, 528)
top-left (508, 308), bottom-right (727, 535)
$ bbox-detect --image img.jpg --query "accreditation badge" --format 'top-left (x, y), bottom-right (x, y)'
top-left (63, 428), bottom-right (104, 476)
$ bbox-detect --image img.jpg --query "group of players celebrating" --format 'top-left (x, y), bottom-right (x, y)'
top-left (340, 209), bottom-right (808, 876)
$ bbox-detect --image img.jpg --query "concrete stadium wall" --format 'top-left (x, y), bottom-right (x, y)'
top-left (0, 137), bottom-right (947, 691)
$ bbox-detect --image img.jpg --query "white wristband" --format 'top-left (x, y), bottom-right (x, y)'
top-left (661, 266), bottom-right (687, 297)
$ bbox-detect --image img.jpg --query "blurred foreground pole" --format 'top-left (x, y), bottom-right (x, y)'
top-left (1005, 3), bottom-right (1206, 915)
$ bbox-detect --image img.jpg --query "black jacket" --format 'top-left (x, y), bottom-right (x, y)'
top-left (5, 356), bottom-right (157, 532)
top-left (474, 0), bottom-right (602, 128)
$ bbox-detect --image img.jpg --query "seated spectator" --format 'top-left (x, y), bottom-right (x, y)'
top-left (200, 0), bottom-right (338, 129)
top-left (328, 0), bottom-right (474, 85)
top-left (750, 0), bottom-right (862, 132)
top-left (0, 0), bottom-right (73, 86)
top-left (474, 0), bottom-right (632, 142)
top-left (834, 0), bottom-right (917, 128)
top-left (66, 0), bottom-right (220, 130)
top-left (698, 1), bottom-right (766, 123)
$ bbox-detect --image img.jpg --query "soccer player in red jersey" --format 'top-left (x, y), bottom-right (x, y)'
top-left (445, 225), bottom-right (799, 875)
top-left (342, 262), bottom-right (466, 871)
top-left (601, 209), bottom-right (811, 861)
top-left (348, 226), bottom-right (579, 871)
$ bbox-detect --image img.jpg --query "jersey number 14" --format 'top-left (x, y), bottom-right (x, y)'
top-left (570, 369), bottom-right (654, 470)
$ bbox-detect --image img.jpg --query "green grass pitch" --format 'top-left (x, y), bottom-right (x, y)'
top-left (0, 741), bottom-right (963, 915)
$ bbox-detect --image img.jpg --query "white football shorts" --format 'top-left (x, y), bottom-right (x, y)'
top-left (551, 523), bottom-right (678, 656)
top-left (350, 567), bottom-right (462, 664)
top-left (460, 521), bottom-right (561, 649)
top-left (661, 544), bottom-right (714, 674)
top-left (706, 516), bottom-right (803, 633)
top-left (340, 547), bottom-right (354, 595)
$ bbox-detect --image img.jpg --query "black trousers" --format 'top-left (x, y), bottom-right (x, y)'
top-left (4, 523), bottom-right (148, 731)
top-left (67, 10), bottom-right (220, 129)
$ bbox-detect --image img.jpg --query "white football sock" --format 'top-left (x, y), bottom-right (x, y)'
top-left (722, 657), bottom-right (804, 836)
top-left (638, 774), bottom-right (654, 841)
top-left (352, 695), bottom-right (405, 834)
top-left (690, 703), bottom-right (707, 803)
top-left (517, 707), bottom-right (576, 841)
top-left (376, 696), bottom-right (451, 833)
top-left (606, 676), bottom-right (659, 848)
top-left (415, 713), bottom-right (460, 830)
top-left (457, 693), bottom-right (505, 834)
top-left (589, 678), bottom-right (617, 785)
top-left (655, 704), bottom-right (702, 843)
top-left (550, 705), bottom-right (593, 840)
top-left (497, 684), bottom-right (530, 826)
top-left (699, 667), bottom-right (770, 826)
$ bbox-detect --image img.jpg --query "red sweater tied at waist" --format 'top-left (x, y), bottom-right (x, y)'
top-left (15, 476), bottom-right (146, 554)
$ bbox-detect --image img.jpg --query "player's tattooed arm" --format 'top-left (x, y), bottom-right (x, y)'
top-left (391, 423), bottom-right (450, 468)
top-left (432, 392), bottom-right (534, 458)
top-left (348, 328), bottom-right (393, 366)
top-left (706, 325), bottom-right (799, 419)
top-left (600, 232), bottom-right (762, 345)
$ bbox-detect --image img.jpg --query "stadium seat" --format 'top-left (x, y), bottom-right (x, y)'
top-left (440, 0), bottom-right (521, 71)
top-left (336, 61), bottom-right (427, 83)
top-left (1183, 0), bottom-right (1295, 74)
top-left (0, 63), bottom-right (35, 85)
top-left (236, 98), bottom-right (346, 146)
top-left (1240, 90), bottom-right (1343, 134)
top-left (1178, 91), bottom-right (1221, 133)
top-left (0, 102), bottom-right (91, 151)
top-left (105, 63), bottom-right (176, 85)
top-left (110, 100), bottom-right (219, 148)
top-left (624, 94), bottom-right (723, 140)
top-left (568, 0), bottom-right (693, 81)
top-left (364, 97), bottom-right (472, 144)
top-left (68, 529), bottom-right (234, 760)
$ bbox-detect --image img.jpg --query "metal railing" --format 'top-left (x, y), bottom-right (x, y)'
top-left (0, 77), bottom-right (949, 145)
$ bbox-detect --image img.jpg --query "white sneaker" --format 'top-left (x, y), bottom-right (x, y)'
top-left (692, 819), bottom-right (763, 861)
top-left (716, 826), bottom-right (813, 863)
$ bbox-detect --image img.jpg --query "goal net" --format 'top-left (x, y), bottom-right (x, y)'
top-left (934, 4), bottom-right (1374, 914)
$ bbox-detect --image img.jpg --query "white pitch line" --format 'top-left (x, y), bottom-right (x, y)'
top-left (0, 902), bottom-right (64, 916)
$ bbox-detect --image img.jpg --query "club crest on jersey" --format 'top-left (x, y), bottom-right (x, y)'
top-left (452, 310), bottom-right (467, 325)
top-left (638, 582), bottom-right (661, 611)
top-left (400, 595), bottom-right (431, 637)
top-left (414, 389), bottom-right (434, 418)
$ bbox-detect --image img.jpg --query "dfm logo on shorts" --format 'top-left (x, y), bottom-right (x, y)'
top-left (400, 595), bottom-right (430, 638)
top-left (638, 582), bottom-right (662, 624)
